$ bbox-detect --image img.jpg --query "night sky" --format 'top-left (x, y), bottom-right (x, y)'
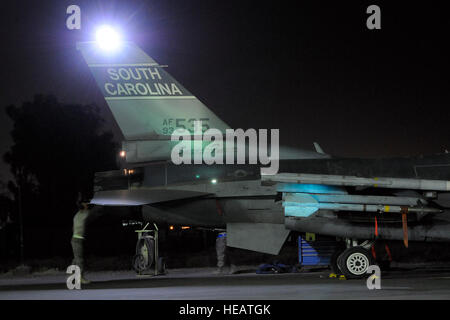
top-left (1, 1), bottom-right (449, 183)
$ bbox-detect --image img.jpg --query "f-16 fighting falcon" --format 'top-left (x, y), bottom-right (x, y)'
top-left (76, 26), bottom-right (450, 279)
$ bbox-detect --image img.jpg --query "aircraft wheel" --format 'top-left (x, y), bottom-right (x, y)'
top-left (330, 242), bottom-right (346, 274)
top-left (338, 246), bottom-right (374, 279)
top-left (330, 249), bottom-right (344, 274)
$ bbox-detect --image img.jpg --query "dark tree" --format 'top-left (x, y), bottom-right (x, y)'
top-left (0, 188), bottom-right (12, 226)
top-left (3, 94), bottom-right (118, 259)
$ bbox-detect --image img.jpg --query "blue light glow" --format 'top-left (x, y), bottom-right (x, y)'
top-left (284, 206), bottom-right (318, 217)
top-left (276, 183), bottom-right (347, 194)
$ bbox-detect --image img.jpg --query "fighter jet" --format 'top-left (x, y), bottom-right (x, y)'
top-left (77, 31), bottom-right (450, 278)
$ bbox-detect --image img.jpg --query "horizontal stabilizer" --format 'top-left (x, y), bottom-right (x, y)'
top-left (226, 223), bottom-right (290, 255)
top-left (91, 188), bottom-right (211, 206)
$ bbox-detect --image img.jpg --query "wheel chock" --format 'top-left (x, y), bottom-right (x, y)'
top-left (339, 275), bottom-right (346, 280)
top-left (329, 273), bottom-right (337, 278)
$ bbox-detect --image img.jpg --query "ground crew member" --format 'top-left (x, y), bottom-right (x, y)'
top-left (215, 232), bottom-right (237, 274)
top-left (71, 196), bottom-right (91, 284)
top-left (215, 232), bottom-right (227, 273)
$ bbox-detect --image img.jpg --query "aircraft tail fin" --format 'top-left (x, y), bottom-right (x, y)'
top-left (77, 42), bottom-right (230, 141)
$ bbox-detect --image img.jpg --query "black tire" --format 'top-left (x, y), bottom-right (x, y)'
top-left (338, 247), bottom-right (374, 279)
top-left (330, 249), bottom-right (345, 274)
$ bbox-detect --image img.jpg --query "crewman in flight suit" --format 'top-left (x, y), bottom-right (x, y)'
top-left (71, 196), bottom-right (91, 284)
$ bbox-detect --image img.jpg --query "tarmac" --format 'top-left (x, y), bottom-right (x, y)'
top-left (1, 263), bottom-right (450, 300)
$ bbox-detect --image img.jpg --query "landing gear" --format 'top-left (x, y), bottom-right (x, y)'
top-left (337, 246), bottom-right (373, 279)
top-left (330, 245), bottom-right (345, 275)
top-left (332, 240), bottom-right (375, 279)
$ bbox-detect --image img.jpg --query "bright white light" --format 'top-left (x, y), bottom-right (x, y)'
top-left (95, 25), bottom-right (122, 51)
top-left (211, 179), bottom-right (217, 184)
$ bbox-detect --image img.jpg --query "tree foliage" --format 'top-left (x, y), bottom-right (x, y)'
top-left (4, 94), bottom-right (118, 229)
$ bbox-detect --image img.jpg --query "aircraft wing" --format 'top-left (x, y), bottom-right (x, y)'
top-left (262, 172), bottom-right (450, 191)
top-left (91, 188), bottom-right (211, 206)
top-left (261, 172), bottom-right (447, 218)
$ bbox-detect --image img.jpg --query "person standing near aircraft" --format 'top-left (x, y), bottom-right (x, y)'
top-left (215, 232), bottom-right (227, 274)
top-left (71, 193), bottom-right (92, 284)
top-left (215, 232), bottom-right (238, 274)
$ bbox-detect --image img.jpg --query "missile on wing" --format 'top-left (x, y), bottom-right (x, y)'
top-left (261, 172), bottom-right (450, 191)
top-left (283, 202), bottom-right (441, 214)
top-left (283, 193), bottom-right (428, 206)
top-left (281, 192), bottom-right (441, 217)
